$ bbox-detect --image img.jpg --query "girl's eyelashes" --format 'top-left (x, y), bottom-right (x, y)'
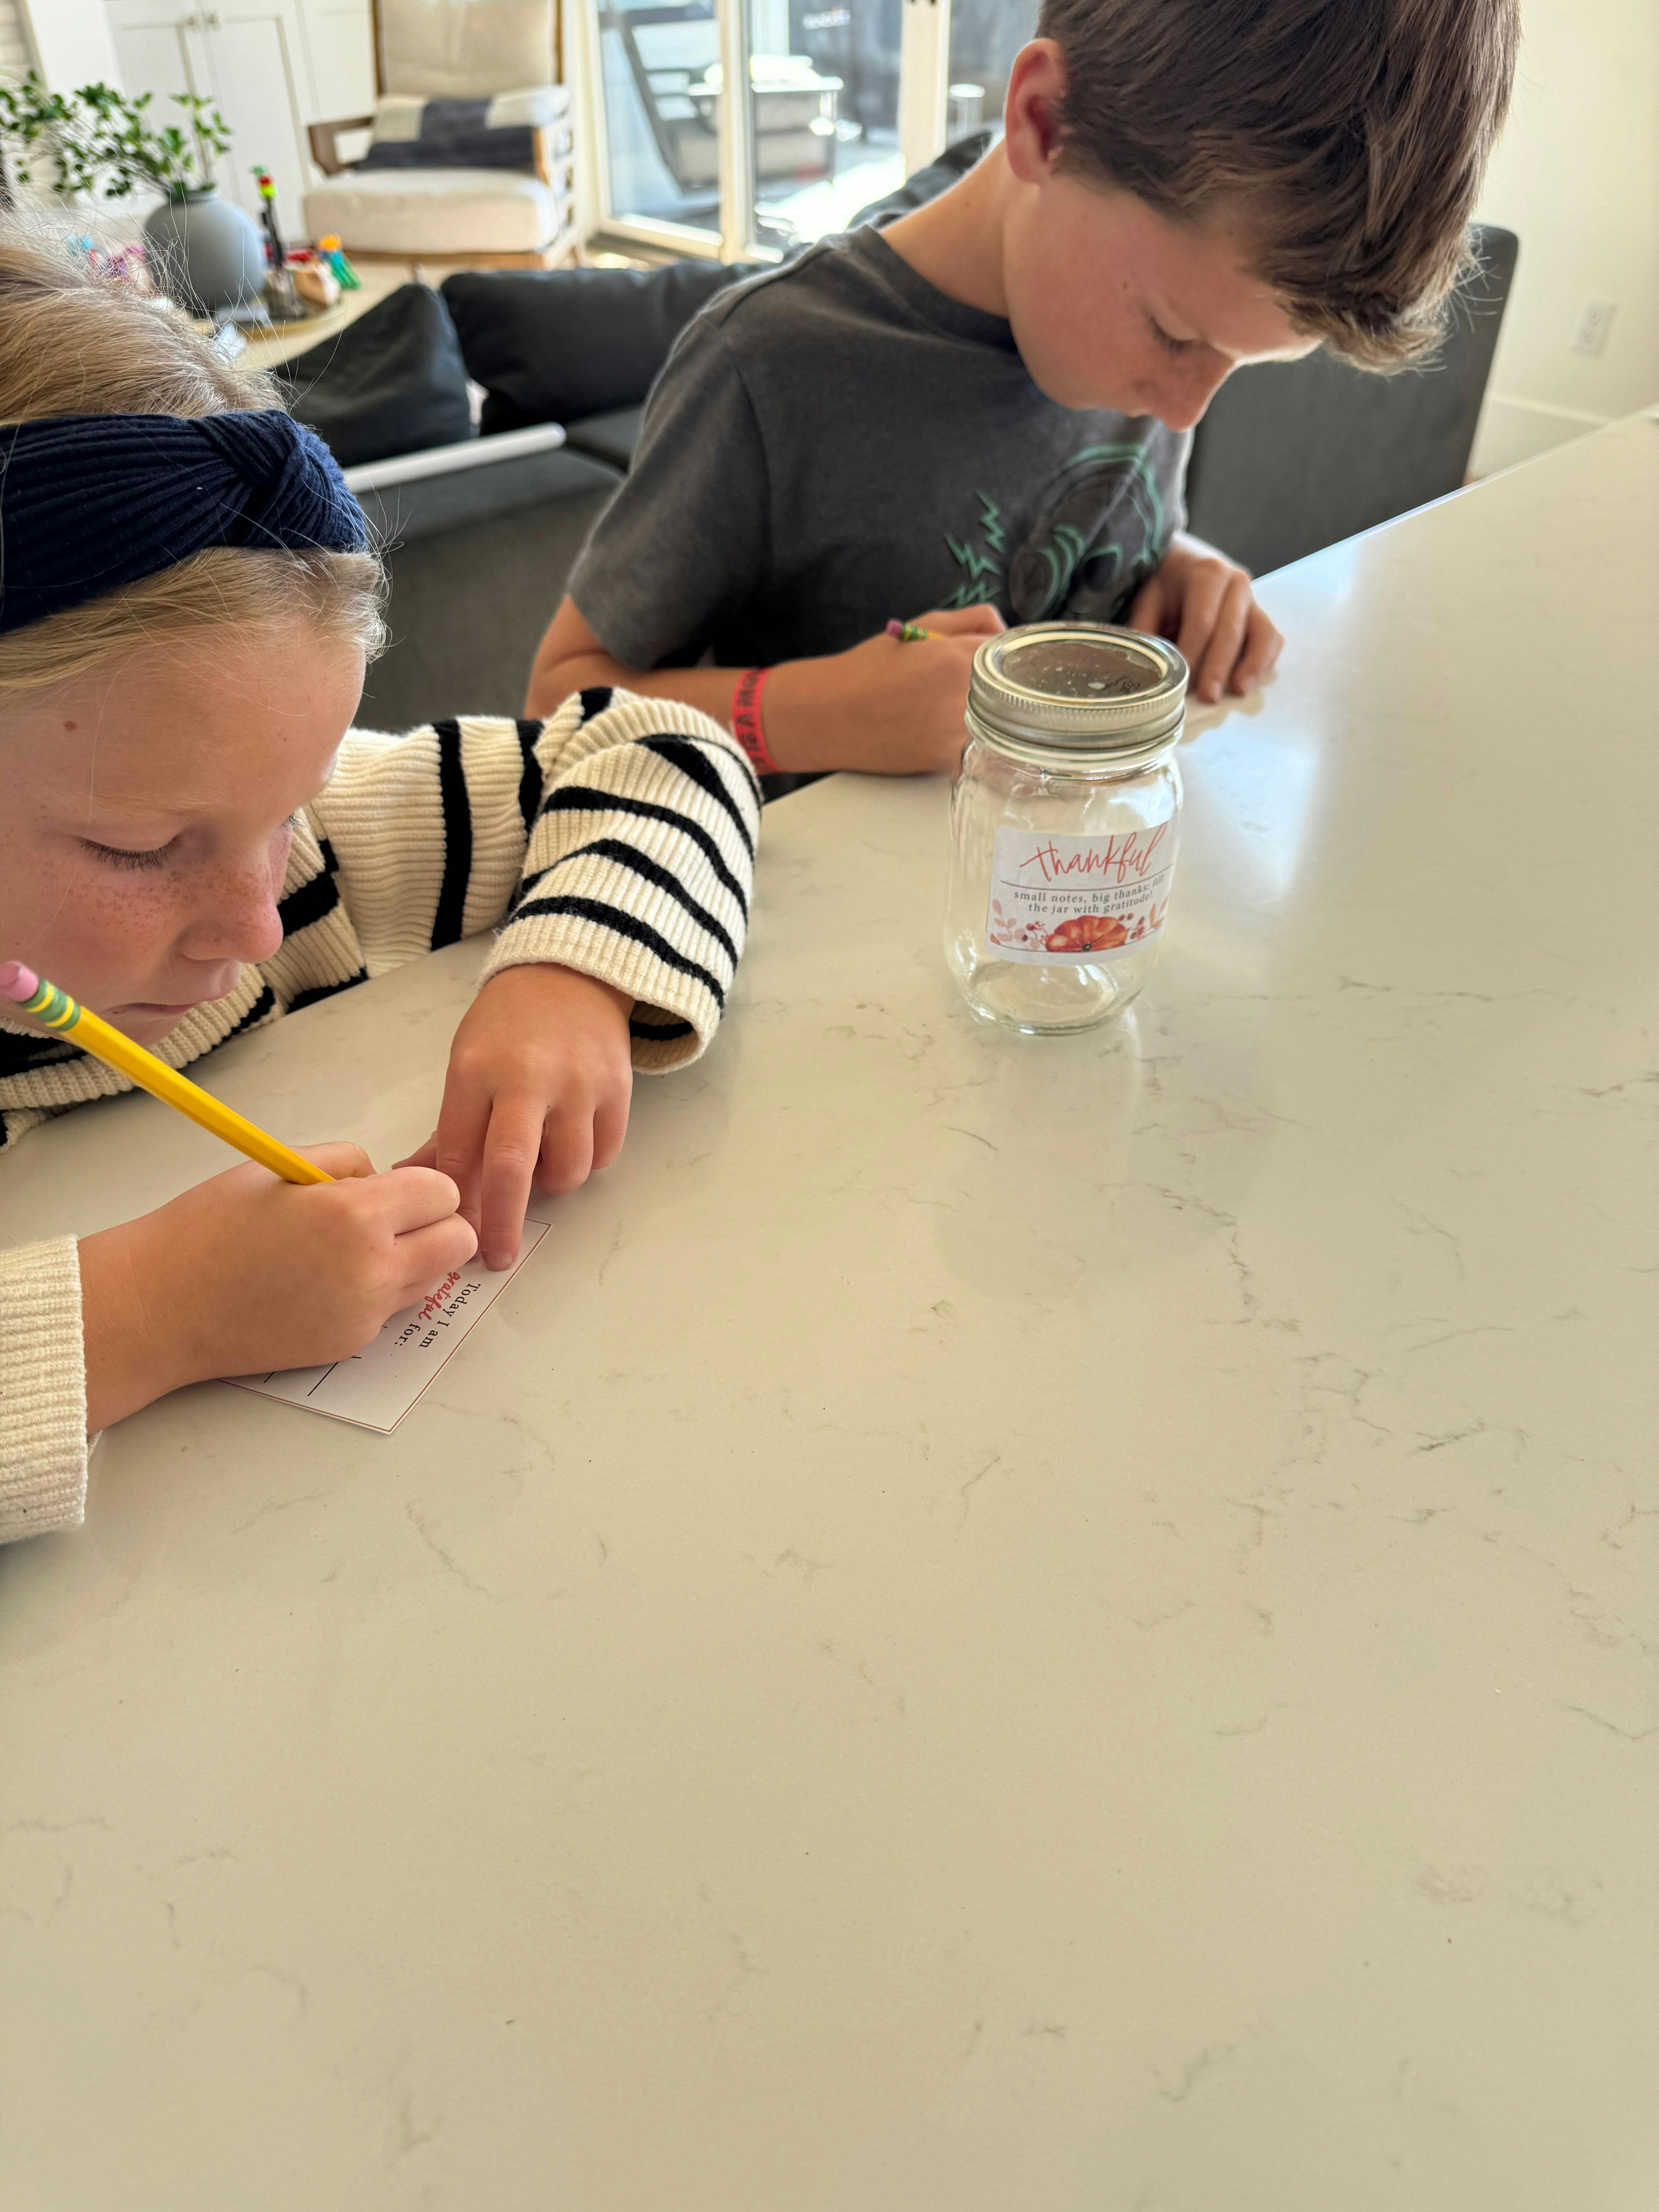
top-left (1149, 316), bottom-right (1192, 356)
top-left (82, 837), bottom-right (175, 872)
top-left (80, 816), bottom-right (297, 873)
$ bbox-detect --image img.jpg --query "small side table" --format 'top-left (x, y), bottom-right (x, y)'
top-left (193, 265), bottom-right (410, 369)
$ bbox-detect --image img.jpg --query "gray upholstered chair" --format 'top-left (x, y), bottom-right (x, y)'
top-left (344, 428), bottom-right (625, 732)
top-left (1184, 227), bottom-right (1520, 575)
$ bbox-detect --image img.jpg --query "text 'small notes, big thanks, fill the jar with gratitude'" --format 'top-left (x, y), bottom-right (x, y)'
top-left (945, 623), bottom-right (1187, 1034)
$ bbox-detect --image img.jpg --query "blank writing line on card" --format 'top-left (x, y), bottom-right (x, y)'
top-left (224, 1216), bottom-right (553, 1434)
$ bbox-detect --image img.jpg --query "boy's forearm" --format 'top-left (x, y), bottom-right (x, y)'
top-left (526, 642), bottom-right (742, 729)
top-left (526, 639), bottom-right (852, 773)
top-left (525, 596), bottom-right (996, 776)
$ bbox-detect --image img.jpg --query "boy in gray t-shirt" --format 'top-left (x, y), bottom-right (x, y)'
top-left (529, 0), bottom-right (1516, 785)
top-left (564, 223), bottom-right (1189, 666)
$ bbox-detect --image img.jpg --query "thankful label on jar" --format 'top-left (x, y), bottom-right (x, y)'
top-left (985, 824), bottom-right (1177, 963)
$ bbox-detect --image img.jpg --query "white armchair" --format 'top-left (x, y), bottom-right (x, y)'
top-left (304, 0), bottom-right (576, 268)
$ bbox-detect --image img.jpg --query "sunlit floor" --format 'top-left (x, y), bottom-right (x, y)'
top-left (616, 131), bottom-right (908, 252)
top-left (758, 142), bottom-right (907, 245)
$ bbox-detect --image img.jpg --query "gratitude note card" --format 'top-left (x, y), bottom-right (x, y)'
top-left (225, 1215), bottom-right (553, 1433)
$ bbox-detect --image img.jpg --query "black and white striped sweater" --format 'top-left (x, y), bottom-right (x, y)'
top-left (0, 686), bottom-right (759, 1541)
top-left (0, 685), bottom-right (759, 1155)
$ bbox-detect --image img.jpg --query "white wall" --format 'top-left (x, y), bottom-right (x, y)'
top-left (1469, 0), bottom-right (1659, 476)
top-left (17, 0), bottom-right (121, 90)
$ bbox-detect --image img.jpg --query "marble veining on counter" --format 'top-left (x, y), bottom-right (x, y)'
top-left (1, 413), bottom-right (1656, 2210)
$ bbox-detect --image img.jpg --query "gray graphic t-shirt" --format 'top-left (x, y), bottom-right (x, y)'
top-left (568, 224), bottom-right (1189, 671)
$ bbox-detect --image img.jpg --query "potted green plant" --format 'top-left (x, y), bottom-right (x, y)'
top-left (0, 74), bottom-right (264, 318)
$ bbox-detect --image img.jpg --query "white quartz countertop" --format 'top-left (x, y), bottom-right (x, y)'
top-left (2, 416), bottom-right (1656, 2210)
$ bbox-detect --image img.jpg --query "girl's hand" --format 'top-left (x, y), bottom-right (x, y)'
top-left (1127, 534), bottom-right (1283, 704)
top-left (398, 964), bottom-right (635, 1272)
top-left (78, 1143), bottom-right (476, 1433)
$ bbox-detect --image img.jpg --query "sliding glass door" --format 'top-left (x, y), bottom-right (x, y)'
top-left (588, 0), bottom-right (722, 249)
top-left (578, 0), bottom-right (1035, 260)
top-left (946, 0), bottom-right (1037, 148)
top-left (747, 0), bottom-right (901, 253)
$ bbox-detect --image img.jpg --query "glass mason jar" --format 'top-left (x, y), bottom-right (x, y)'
top-left (945, 623), bottom-right (1187, 1033)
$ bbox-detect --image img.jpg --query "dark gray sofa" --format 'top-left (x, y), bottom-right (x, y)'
top-left (347, 429), bottom-right (625, 735)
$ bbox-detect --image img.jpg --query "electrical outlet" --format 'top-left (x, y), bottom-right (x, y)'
top-left (1572, 298), bottom-right (1616, 356)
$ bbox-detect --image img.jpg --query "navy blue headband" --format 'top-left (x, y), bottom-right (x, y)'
top-left (0, 409), bottom-right (368, 636)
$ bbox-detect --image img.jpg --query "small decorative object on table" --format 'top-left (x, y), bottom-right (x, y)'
top-left (0, 74), bottom-right (263, 321)
top-left (251, 164), bottom-right (307, 321)
top-left (944, 624), bottom-right (1188, 1034)
top-left (316, 234), bottom-right (362, 290)
top-left (287, 253), bottom-right (340, 312)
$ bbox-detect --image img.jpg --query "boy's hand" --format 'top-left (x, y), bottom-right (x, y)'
top-left (398, 964), bottom-right (634, 1271)
top-left (767, 603), bottom-right (1005, 776)
top-left (79, 1144), bottom-right (476, 1432)
top-left (1127, 534), bottom-right (1282, 704)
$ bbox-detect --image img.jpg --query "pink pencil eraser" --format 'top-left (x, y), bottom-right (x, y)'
top-left (0, 960), bottom-right (39, 1002)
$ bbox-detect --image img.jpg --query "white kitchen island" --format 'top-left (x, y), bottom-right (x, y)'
top-left (2, 414), bottom-right (1655, 2211)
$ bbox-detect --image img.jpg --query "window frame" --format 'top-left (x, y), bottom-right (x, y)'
top-left (572, 0), bottom-right (955, 261)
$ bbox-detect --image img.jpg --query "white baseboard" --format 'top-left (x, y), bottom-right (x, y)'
top-left (1470, 393), bottom-right (1610, 479)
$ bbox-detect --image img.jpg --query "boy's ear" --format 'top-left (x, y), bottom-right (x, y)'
top-left (1003, 40), bottom-right (1070, 185)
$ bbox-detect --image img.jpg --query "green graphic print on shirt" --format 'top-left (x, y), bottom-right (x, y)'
top-left (942, 492), bottom-right (1007, 607)
top-left (942, 442), bottom-right (1169, 623)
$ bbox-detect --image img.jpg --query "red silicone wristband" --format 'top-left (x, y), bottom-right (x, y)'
top-left (732, 666), bottom-right (778, 777)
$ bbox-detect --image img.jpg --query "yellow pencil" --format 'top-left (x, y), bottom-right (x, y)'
top-left (0, 960), bottom-right (331, 1184)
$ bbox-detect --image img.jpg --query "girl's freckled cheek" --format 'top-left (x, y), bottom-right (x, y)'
top-left (87, 871), bottom-right (163, 914)
top-left (82, 872), bottom-right (175, 942)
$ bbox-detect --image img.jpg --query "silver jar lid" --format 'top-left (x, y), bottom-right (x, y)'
top-left (967, 623), bottom-right (1188, 767)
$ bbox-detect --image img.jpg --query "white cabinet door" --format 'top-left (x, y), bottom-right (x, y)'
top-left (106, 0), bottom-right (314, 237)
top-left (302, 0), bottom-right (375, 122)
top-left (103, 3), bottom-right (223, 235)
top-left (105, 7), bottom-right (215, 131)
top-left (201, 0), bottom-right (316, 234)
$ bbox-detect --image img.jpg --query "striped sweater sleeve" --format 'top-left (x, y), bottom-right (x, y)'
top-left (0, 1237), bottom-right (89, 1544)
top-left (306, 688), bottom-right (758, 1069)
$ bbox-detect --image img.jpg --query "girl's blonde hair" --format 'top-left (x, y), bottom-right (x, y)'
top-left (0, 238), bottom-right (383, 696)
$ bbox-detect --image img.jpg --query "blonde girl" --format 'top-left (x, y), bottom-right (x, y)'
top-left (0, 243), bottom-right (758, 1542)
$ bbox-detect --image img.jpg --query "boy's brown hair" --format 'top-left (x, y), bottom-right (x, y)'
top-left (1035, 0), bottom-right (1520, 366)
